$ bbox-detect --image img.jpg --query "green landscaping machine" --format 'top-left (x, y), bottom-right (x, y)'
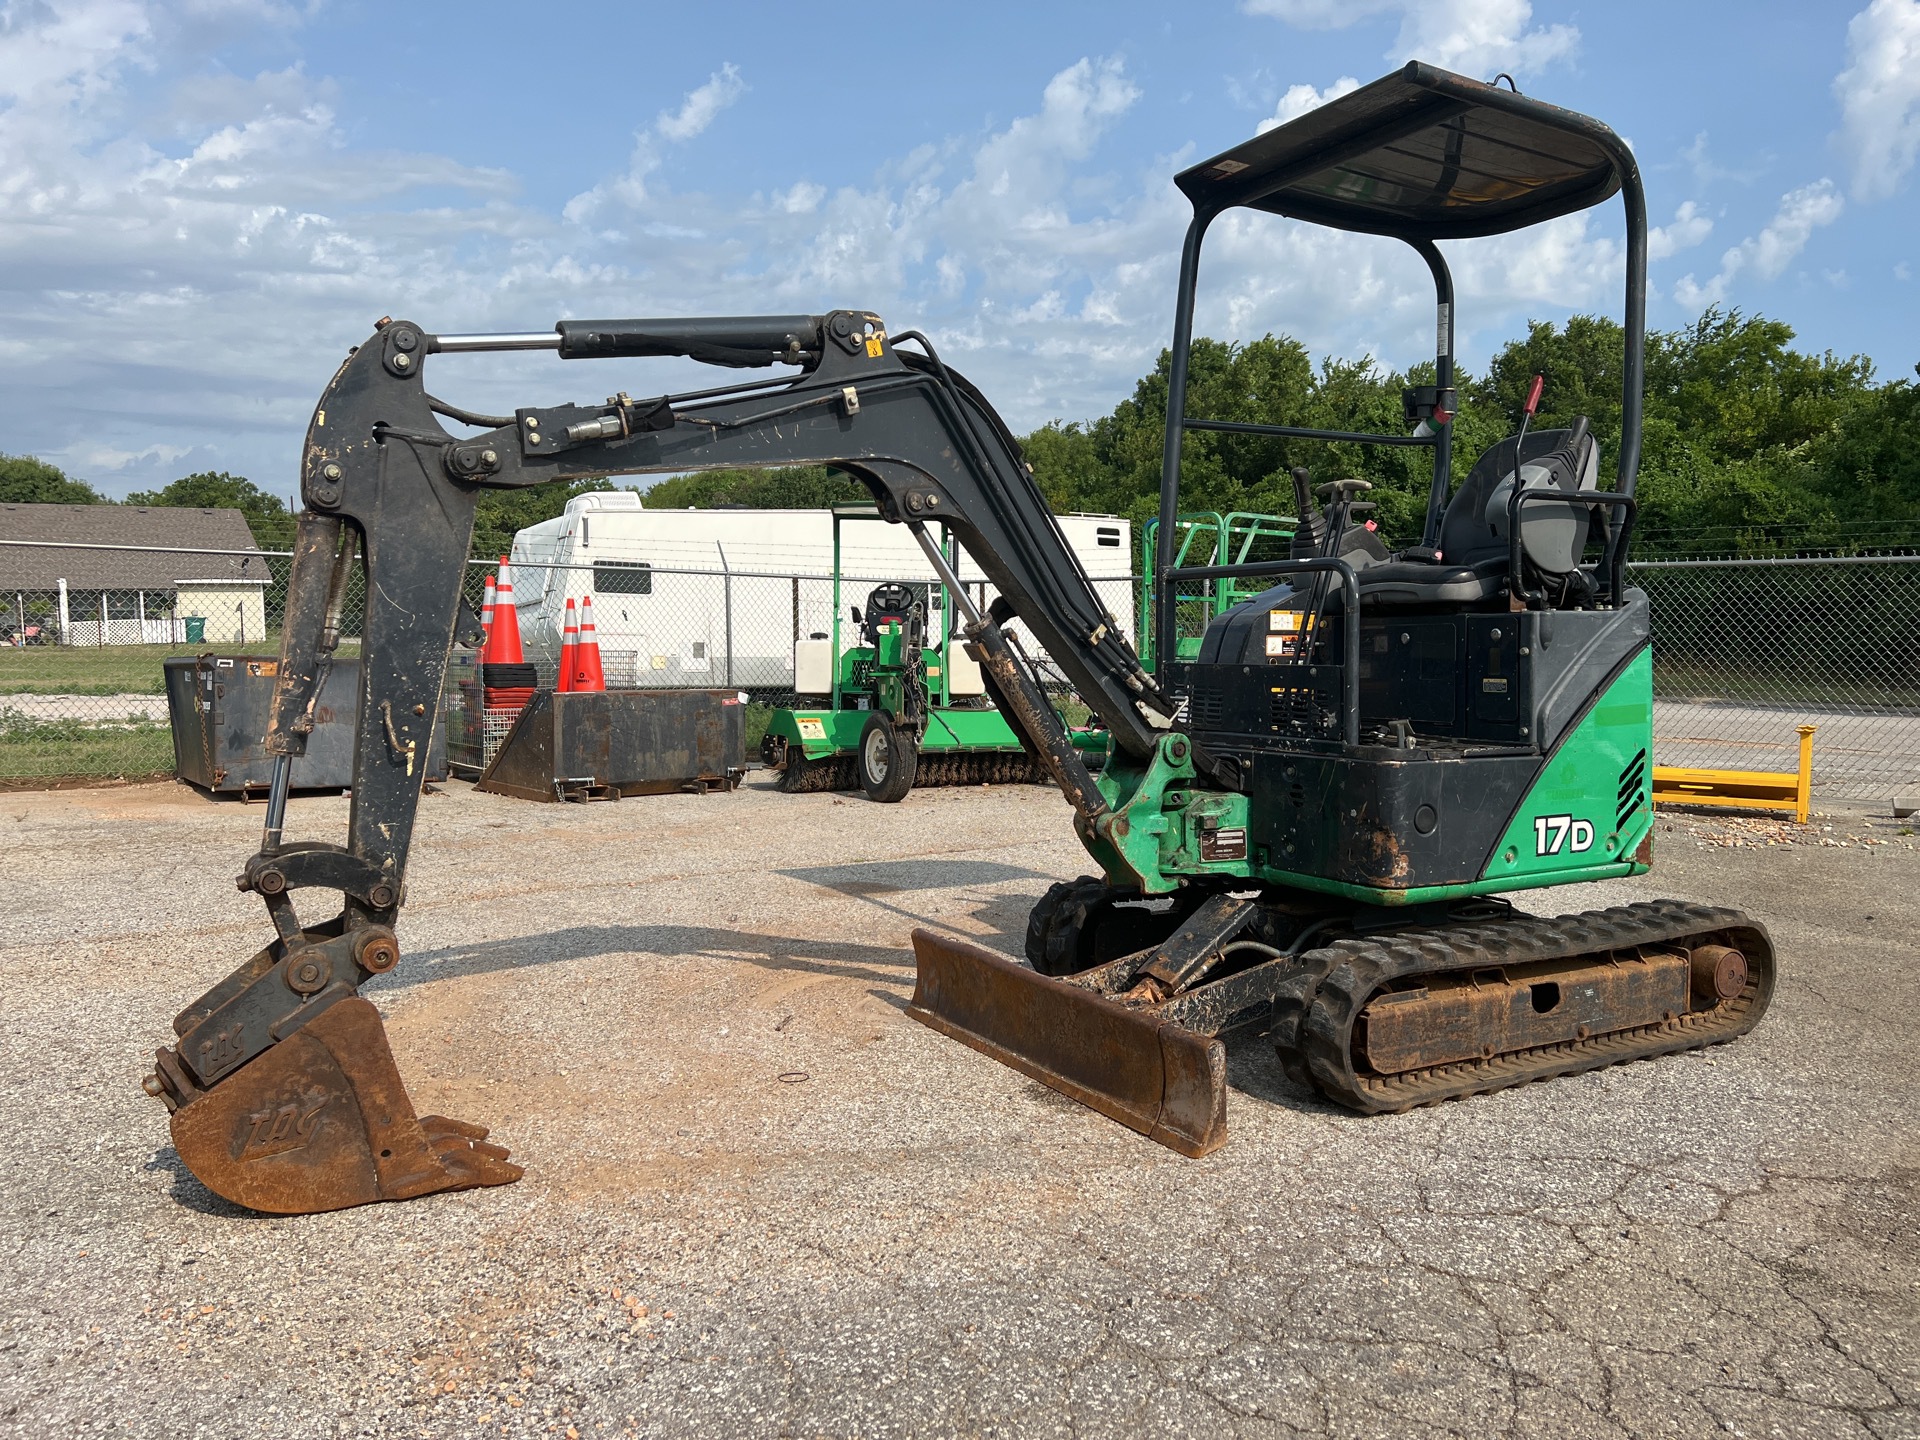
top-left (1137, 510), bottom-right (1299, 671)
top-left (147, 62), bottom-right (1773, 1214)
top-left (762, 505), bottom-right (1086, 799)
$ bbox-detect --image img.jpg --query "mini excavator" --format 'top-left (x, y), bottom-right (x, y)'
top-left (146, 64), bottom-right (1773, 1212)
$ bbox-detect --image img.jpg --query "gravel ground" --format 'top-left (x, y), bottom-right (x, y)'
top-left (2, 777), bottom-right (1915, 1439)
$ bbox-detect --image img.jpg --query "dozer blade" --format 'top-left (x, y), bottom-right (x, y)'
top-left (159, 996), bottom-right (522, 1215)
top-left (908, 928), bottom-right (1227, 1157)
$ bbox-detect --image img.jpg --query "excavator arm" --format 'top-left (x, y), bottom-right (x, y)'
top-left (145, 310), bottom-right (1172, 1213)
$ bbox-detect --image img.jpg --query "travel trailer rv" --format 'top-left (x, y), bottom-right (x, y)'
top-left (508, 493), bottom-right (1134, 693)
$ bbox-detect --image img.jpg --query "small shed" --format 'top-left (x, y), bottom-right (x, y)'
top-left (0, 503), bottom-right (267, 644)
top-left (174, 578), bottom-right (269, 644)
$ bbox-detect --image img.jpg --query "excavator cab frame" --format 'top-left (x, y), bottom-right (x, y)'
top-left (1154, 59), bottom-right (1648, 688)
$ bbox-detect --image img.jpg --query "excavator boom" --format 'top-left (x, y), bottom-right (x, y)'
top-left (146, 310), bottom-right (1167, 1212)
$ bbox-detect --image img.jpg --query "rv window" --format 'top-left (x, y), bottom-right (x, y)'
top-left (594, 561), bottom-right (652, 595)
top-left (1096, 527), bottom-right (1121, 547)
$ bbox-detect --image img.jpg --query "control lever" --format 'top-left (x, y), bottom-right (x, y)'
top-left (1508, 373), bottom-right (1545, 610)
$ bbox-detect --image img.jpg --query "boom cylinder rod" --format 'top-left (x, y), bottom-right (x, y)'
top-left (260, 753), bottom-right (291, 857)
top-left (907, 520), bottom-right (985, 628)
top-left (906, 522), bottom-right (1109, 827)
top-left (428, 332), bottom-right (564, 353)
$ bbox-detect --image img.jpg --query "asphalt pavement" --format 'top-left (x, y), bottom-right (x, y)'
top-left (1, 777), bottom-right (1914, 1439)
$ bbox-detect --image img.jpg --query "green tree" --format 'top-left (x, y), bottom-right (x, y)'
top-left (471, 477), bottom-right (621, 563)
top-left (640, 465), bottom-right (867, 510)
top-left (127, 471), bottom-right (296, 550)
top-left (1465, 308), bottom-right (1905, 555)
top-left (0, 453), bottom-right (104, 505)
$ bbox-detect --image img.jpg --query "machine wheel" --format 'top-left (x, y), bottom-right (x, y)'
top-left (1025, 877), bottom-right (1196, 977)
top-left (858, 713), bottom-right (918, 803)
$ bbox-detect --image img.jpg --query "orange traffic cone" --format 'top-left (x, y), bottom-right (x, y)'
top-left (571, 595), bottom-right (607, 692)
top-left (481, 556), bottom-right (535, 711)
top-left (478, 574), bottom-right (496, 651)
top-left (557, 597), bottom-right (579, 693)
top-left (484, 557), bottom-right (524, 666)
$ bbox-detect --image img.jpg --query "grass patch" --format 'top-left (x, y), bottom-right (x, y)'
top-left (0, 707), bottom-right (175, 779)
top-left (0, 636), bottom-right (361, 697)
top-left (0, 644), bottom-right (173, 695)
top-left (743, 702), bottom-right (773, 753)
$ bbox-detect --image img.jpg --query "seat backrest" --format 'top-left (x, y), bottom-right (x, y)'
top-left (1438, 427), bottom-right (1597, 570)
top-left (861, 582), bottom-right (921, 645)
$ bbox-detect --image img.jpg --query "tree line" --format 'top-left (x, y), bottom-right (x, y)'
top-left (6, 308), bottom-right (1913, 561)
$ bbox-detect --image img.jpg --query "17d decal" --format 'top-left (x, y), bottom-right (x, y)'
top-left (1533, 814), bottom-right (1595, 856)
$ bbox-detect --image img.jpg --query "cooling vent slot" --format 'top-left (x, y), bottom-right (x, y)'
top-left (1617, 747), bottom-right (1648, 830)
top-left (1270, 686), bottom-right (1336, 738)
top-left (1190, 685), bottom-right (1225, 728)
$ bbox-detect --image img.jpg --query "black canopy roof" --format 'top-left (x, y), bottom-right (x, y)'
top-left (1175, 62), bottom-right (1631, 240)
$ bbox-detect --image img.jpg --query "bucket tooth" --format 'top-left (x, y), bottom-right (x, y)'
top-left (907, 928), bottom-right (1227, 1157)
top-left (161, 996), bottom-right (521, 1215)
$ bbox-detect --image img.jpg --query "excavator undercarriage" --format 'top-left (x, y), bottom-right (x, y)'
top-left (913, 894), bottom-right (1771, 1156)
top-left (145, 62), bottom-right (1776, 1213)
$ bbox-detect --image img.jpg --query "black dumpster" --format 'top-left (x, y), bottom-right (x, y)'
top-left (475, 689), bottom-right (747, 802)
top-left (165, 655), bottom-right (448, 795)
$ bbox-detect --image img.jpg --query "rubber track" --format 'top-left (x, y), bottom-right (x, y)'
top-left (778, 752), bottom-right (1049, 793)
top-left (1286, 899), bottom-right (1774, 1113)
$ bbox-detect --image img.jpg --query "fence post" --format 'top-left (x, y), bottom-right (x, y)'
top-left (716, 543), bottom-right (734, 687)
top-left (99, 591), bottom-right (107, 647)
top-left (137, 589), bottom-right (145, 643)
top-left (57, 578), bottom-right (69, 646)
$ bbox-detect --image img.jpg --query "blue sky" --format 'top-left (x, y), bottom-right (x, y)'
top-left (2, 0), bottom-right (1915, 499)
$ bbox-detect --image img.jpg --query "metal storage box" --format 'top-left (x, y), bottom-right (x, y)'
top-left (475, 689), bottom-right (747, 802)
top-left (164, 655), bottom-right (446, 795)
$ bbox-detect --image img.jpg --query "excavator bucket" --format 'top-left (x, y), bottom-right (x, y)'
top-left (907, 928), bottom-right (1228, 1157)
top-left (152, 992), bottom-right (522, 1215)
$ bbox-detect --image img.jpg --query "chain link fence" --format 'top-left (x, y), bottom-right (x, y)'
top-left (2, 538), bottom-right (1915, 807)
top-left (1633, 554), bottom-right (1920, 804)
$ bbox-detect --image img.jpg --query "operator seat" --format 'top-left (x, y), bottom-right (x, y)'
top-left (859, 582), bottom-right (921, 646)
top-left (1359, 422), bottom-right (1599, 607)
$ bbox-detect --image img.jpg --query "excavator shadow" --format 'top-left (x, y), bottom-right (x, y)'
top-left (1221, 1035), bottom-right (1346, 1118)
top-left (378, 923), bottom-right (920, 995)
top-left (777, 858), bottom-right (1053, 894)
top-left (372, 858), bottom-right (1057, 994)
top-left (144, 1146), bottom-right (257, 1217)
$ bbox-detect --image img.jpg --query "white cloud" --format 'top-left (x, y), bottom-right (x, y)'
top-left (70, 441), bottom-right (194, 473)
top-left (1243, 0), bottom-right (1578, 79)
top-left (655, 62), bottom-right (745, 143)
top-left (1834, 0), bottom-right (1920, 201)
top-left (1257, 77), bottom-right (1361, 133)
top-left (563, 65), bottom-right (747, 219)
top-left (1680, 131), bottom-right (1766, 188)
top-left (0, 15), bottom-right (1641, 499)
top-left (1674, 180), bottom-right (1845, 308)
top-left (1648, 201), bottom-right (1713, 261)
top-left (776, 181), bottom-right (826, 215)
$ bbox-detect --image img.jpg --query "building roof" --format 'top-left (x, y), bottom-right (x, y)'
top-left (0, 504), bottom-right (267, 591)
